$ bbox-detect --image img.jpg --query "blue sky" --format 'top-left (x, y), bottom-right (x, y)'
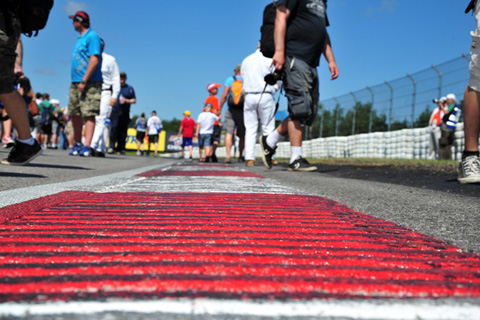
top-left (22, 0), bottom-right (475, 121)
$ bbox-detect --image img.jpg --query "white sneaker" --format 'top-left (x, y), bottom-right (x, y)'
top-left (458, 155), bottom-right (480, 184)
top-left (136, 151), bottom-right (141, 156)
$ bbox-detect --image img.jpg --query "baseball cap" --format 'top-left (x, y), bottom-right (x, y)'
top-left (184, 110), bottom-right (191, 116)
top-left (206, 83), bottom-right (221, 92)
top-left (69, 11), bottom-right (89, 23)
top-left (235, 64), bottom-right (241, 72)
top-left (446, 93), bottom-right (457, 102)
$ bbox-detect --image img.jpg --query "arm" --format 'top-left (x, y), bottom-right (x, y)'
top-left (110, 59), bottom-right (121, 106)
top-left (78, 54), bottom-right (100, 92)
top-left (219, 86), bottom-right (229, 109)
top-left (323, 32), bottom-right (339, 80)
top-left (195, 123), bottom-right (200, 138)
top-left (177, 124), bottom-right (184, 137)
top-left (272, 5), bottom-right (289, 71)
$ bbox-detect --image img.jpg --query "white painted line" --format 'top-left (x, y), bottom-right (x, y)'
top-left (0, 161), bottom-right (176, 208)
top-left (1, 299), bottom-right (480, 319)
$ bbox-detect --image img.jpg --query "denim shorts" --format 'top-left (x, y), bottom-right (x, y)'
top-left (198, 133), bottom-right (212, 148)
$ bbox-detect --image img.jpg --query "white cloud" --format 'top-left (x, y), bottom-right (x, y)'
top-left (35, 67), bottom-right (56, 75)
top-left (63, 1), bottom-right (89, 15)
top-left (363, 0), bottom-right (399, 17)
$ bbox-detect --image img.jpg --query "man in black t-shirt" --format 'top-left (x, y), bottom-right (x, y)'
top-left (259, 0), bottom-right (339, 172)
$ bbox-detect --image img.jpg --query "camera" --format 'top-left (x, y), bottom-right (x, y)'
top-left (264, 70), bottom-right (284, 86)
top-left (433, 98), bottom-right (440, 103)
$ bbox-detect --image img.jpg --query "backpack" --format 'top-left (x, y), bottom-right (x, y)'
top-left (19, 0), bottom-right (54, 37)
top-left (227, 76), bottom-right (245, 109)
top-left (40, 105), bottom-right (53, 126)
top-left (260, 2), bottom-right (277, 58)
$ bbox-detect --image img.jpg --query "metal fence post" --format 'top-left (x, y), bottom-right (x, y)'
top-left (406, 73), bottom-right (416, 128)
top-left (366, 86), bottom-right (374, 133)
top-left (319, 110), bottom-right (324, 138)
top-left (431, 64), bottom-right (443, 99)
top-left (384, 81), bottom-right (393, 131)
top-left (350, 92), bottom-right (357, 135)
top-left (333, 97), bottom-right (340, 136)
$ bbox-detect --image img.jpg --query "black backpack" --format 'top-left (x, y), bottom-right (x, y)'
top-left (41, 105), bottom-right (53, 126)
top-left (260, 2), bottom-right (277, 58)
top-left (19, 0), bottom-right (54, 37)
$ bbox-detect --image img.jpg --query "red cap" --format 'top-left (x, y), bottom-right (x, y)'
top-left (206, 83), bottom-right (221, 92)
top-left (69, 11), bottom-right (90, 23)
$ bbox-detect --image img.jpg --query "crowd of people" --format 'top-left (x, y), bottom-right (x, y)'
top-left (1, 1), bottom-right (479, 183)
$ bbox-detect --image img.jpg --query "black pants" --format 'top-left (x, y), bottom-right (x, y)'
top-left (109, 111), bottom-right (130, 151)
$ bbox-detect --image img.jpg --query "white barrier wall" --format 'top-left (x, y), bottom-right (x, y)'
top-left (215, 123), bottom-right (469, 160)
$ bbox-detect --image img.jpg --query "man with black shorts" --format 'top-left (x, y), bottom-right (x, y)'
top-left (260, 0), bottom-right (338, 172)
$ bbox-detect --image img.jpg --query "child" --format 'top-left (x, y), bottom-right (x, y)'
top-left (146, 110), bottom-right (162, 157)
top-left (195, 104), bottom-right (219, 162)
top-left (204, 83), bottom-right (222, 162)
top-left (177, 110), bottom-right (196, 159)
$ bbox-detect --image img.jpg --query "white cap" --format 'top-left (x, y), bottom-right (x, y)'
top-left (446, 93), bottom-right (456, 102)
top-left (50, 99), bottom-right (60, 105)
top-left (440, 97), bottom-right (447, 103)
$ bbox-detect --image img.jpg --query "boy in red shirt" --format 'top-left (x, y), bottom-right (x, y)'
top-left (204, 83), bottom-right (222, 162)
top-left (177, 110), bottom-right (196, 159)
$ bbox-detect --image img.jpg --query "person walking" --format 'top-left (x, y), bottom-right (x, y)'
top-left (177, 110), bottom-right (196, 159)
top-left (196, 104), bottom-right (219, 162)
top-left (259, 0), bottom-right (339, 172)
top-left (146, 110), bottom-right (162, 157)
top-left (241, 44), bottom-right (280, 167)
top-left (204, 83), bottom-right (222, 162)
top-left (459, 0), bottom-right (480, 183)
top-left (428, 97), bottom-right (445, 160)
top-left (439, 93), bottom-right (460, 160)
top-left (108, 72), bottom-right (136, 155)
top-left (219, 65), bottom-right (246, 163)
top-left (91, 39), bottom-right (120, 158)
top-left (134, 112), bottom-right (147, 156)
top-left (0, 2), bottom-right (42, 166)
top-left (68, 11), bottom-right (103, 157)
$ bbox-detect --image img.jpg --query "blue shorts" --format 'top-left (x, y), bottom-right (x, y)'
top-left (198, 134), bottom-right (212, 148)
top-left (182, 137), bottom-right (193, 147)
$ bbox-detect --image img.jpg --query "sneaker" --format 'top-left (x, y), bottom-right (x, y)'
top-left (69, 142), bottom-right (83, 156)
top-left (94, 151), bottom-right (106, 158)
top-left (107, 148), bottom-right (114, 154)
top-left (288, 156), bottom-right (317, 172)
top-left (271, 159), bottom-right (278, 166)
top-left (2, 137), bottom-right (14, 148)
top-left (238, 156), bottom-right (245, 162)
top-left (211, 154), bottom-right (218, 163)
top-left (246, 160), bottom-right (255, 167)
top-left (458, 155), bottom-right (480, 184)
top-left (136, 151), bottom-right (141, 156)
top-left (1, 140), bottom-right (42, 166)
top-left (259, 135), bottom-right (276, 169)
top-left (225, 157), bottom-right (232, 164)
top-left (79, 146), bottom-right (92, 157)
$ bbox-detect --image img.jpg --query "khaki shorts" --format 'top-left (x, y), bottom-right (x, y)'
top-left (68, 82), bottom-right (102, 117)
top-left (0, 10), bottom-right (21, 94)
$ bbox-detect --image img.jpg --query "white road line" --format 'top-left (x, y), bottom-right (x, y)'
top-left (2, 299), bottom-right (480, 319)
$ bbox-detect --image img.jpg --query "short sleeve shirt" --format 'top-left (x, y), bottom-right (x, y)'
top-left (224, 75), bottom-right (243, 88)
top-left (277, 0), bottom-right (329, 67)
top-left (71, 29), bottom-right (103, 82)
top-left (181, 117), bottom-right (196, 138)
top-left (204, 95), bottom-right (220, 125)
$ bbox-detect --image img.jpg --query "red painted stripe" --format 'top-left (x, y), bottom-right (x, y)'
top-left (0, 191), bottom-right (91, 224)
top-left (137, 170), bottom-right (264, 178)
top-left (1, 192), bottom-right (480, 302)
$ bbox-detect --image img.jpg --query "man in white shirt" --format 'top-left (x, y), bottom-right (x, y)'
top-left (241, 45), bottom-right (279, 167)
top-left (146, 110), bottom-right (162, 157)
top-left (90, 39), bottom-right (120, 157)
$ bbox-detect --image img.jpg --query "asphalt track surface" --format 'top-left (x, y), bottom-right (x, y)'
top-left (0, 148), bottom-right (479, 320)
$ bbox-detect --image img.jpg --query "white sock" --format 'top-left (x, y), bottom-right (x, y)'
top-left (290, 146), bottom-right (302, 164)
top-left (18, 137), bottom-right (35, 146)
top-left (266, 130), bottom-right (284, 149)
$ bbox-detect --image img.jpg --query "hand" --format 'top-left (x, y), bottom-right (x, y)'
top-left (272, 51), bottom-right (285, 71)
top-left (110, 98), bottom-right (117, 107)
top-left (78, 82), bottom-right (86, 93)
top-left (119, 96), bottom-right (126, 104)
top-left (329, 62), bottom-right (339, 80)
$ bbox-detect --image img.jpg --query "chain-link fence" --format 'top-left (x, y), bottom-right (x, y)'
top-left (313, 55), bottom-right (470, 138)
